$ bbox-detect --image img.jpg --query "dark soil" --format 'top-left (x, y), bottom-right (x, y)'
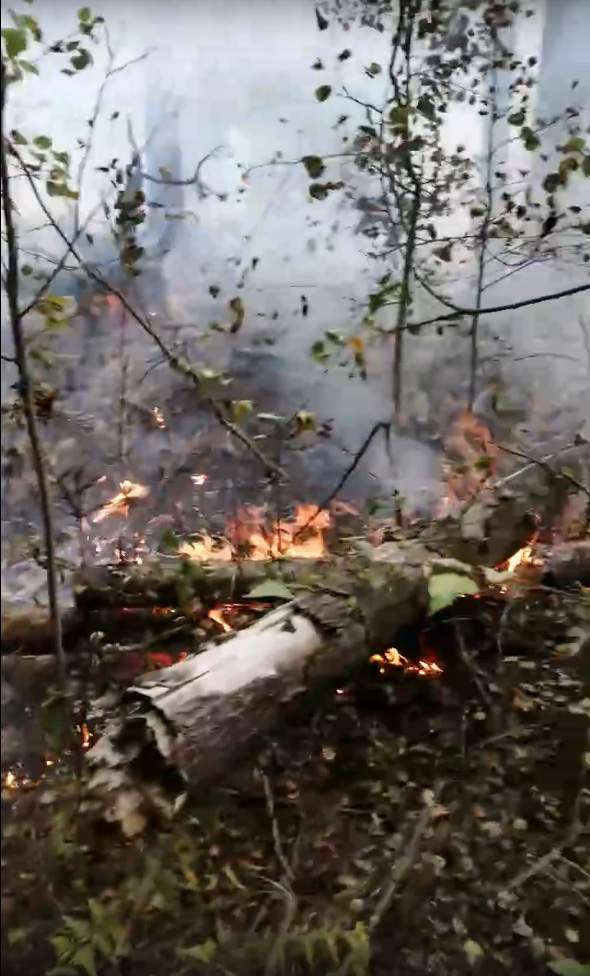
top-left (1, 591), bottom-right (589, 976)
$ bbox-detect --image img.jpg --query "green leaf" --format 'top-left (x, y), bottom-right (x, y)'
top-left (19, 59), bottom-right (39, 74)
top-left (62, 916), bottom-right (90, 940)
top-left (582, 156), bottom-right (590, 177)
top-left (34, 135), bottom-right (53, 150)
top-left (548, 961), bottom-right (590, 976)
top-left (71, 48), bottom-right (92, 70)
top-left (222, 864), bottom-right (245, 889)
top-left (428, 571), bottom-right (479, 616)
top-left (71, 944), bottom-right (96, 976)
top-left (177, 939), bottom-right (217, 963)
top-left (229, 296), bottom-right (245, 333)
top-left (315, 8), bottom-right (329, 31)
top-left (543, 172), bottom-right (562, 193)
top-left (161, 528), bottom-right (180, 553)
top-left (521, 127), bottom-right (541, 152)
top-left (562, 136), bottom-right (585, 154)
top-left (246, 580), bottom-right (294, 600)
top-left (301, 154), bottom-right (325, 179)
top-left (434, 243), bottom-right (453, 262)
top-left (2, 27), bottom-right (28, 58)
top-left (256, 412), bottom-right (288, 423)
top-left (417, 94), bottom-right (436, 120)
top-left (77, 7), bottom-right (92, 22)
top-left (309, 180), bottom-right (343, 200)
top-left (507, 109), bottom-right (525, 126)
top-left (315, 85), bottom-right (332, 103)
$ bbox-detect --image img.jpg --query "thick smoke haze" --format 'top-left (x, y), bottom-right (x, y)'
top-left (1, 0), bottom-right (589, 592)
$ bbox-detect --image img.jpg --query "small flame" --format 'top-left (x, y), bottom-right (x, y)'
top-left (506, 545), bottom-right (534, 573)
top-left (94, 480), bottom-right (148, 523)
top-left (180, 504), bottom-right (330, 562)
top-left (3, 770), bottom-right (17, 790)
top-left (152, 407), bottom-right (166, 429)
top-left (77, 723), bottom-right (91, 750)
top-left (370, 647), bottom-right (443, 677)
top-left (191, 473), bottom-right (208, 486)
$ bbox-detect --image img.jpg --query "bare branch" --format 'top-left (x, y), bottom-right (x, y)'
top-left (396, 281), bottom-right (590, 332)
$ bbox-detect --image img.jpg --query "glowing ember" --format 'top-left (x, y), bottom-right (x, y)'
top-left (152, 406), bottom-right (166, 429)
top-left (370, 647), bottom-right (443, 677)
top-left (191, 473), bottom-right (208, 486)
top-left (94, 480), bottom-right (148, 523)
top-left (180, 504), bottom-right (330, 562)
top-left (3, 770), bottom-right (17, 790)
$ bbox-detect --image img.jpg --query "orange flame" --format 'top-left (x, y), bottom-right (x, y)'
top-left (180, 504), bottom-right (330, 562)
top-left (94, 480), bottom-right (148, 523)
top-left (370, 647), bottom-right (443, 677)
top-left (439, 411), bottom-right (496, 515)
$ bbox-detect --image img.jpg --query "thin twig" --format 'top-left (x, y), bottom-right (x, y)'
top-left (497, 444), bottom-right (590, 498)
top-left (397, 281), bottom-right (590, 333)
top-left (260, 768), bottom-right (297, 976)
top-left (330, 785), bottom-right (437, 976)
top-left (455, 623), bottom-right (493, 710)
top-left (260, 769), bottom-right (294, 883)
top-left (292, 420), bottom-right (390, 541)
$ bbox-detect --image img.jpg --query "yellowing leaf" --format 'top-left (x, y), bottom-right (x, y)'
top-left (464, 939), bottom-right (484, 965)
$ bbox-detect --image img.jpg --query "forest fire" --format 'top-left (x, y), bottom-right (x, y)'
top-left (179, 504), bottom-right (330, 562)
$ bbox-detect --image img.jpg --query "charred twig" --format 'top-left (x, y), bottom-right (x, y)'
top-left (292, 420), bottom-right (390, 541)
top-left (8, 143), bottom-right (285, 481)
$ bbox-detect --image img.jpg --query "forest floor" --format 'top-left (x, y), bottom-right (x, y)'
top-left (1, 591), bottom-right (589, 976)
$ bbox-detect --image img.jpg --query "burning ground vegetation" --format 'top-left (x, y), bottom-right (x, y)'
top-left (1, 413), bottom-right (590, 976)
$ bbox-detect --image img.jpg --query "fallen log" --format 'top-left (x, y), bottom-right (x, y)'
top-left (72, 557), bottom-right (328, 611)
top-left (83, 444), bottom-right (590, 834)
top-left (84, 549), bottom-right (432, 835)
